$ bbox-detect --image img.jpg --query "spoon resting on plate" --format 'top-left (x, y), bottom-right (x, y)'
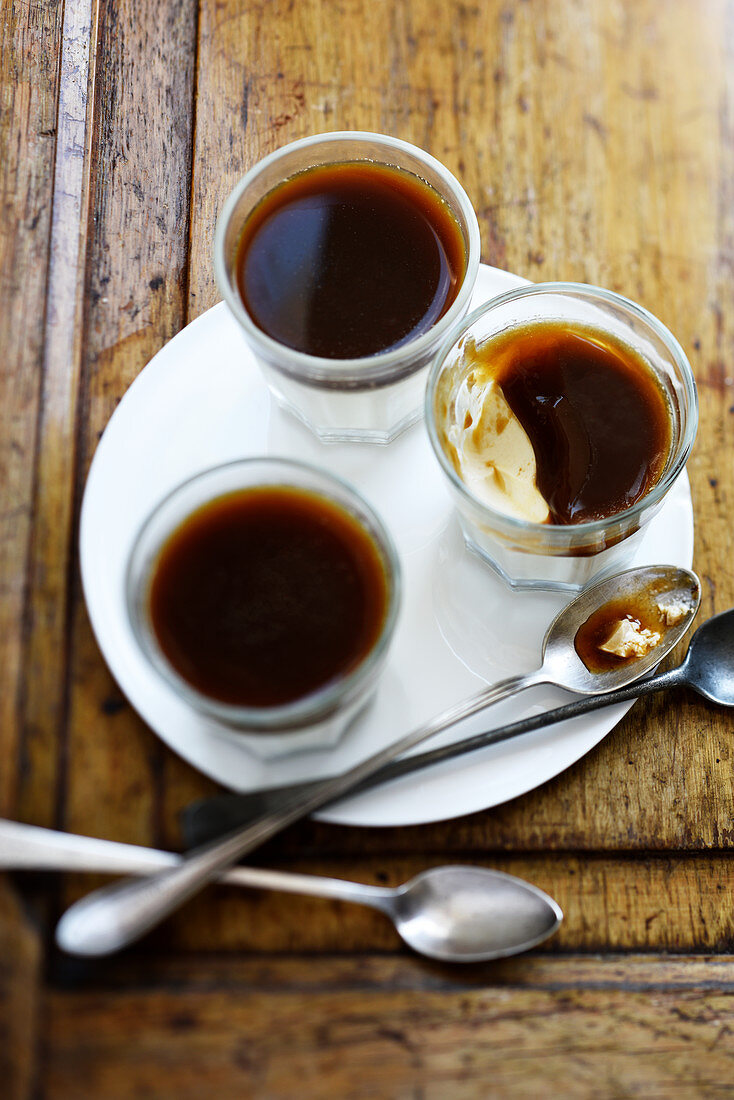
top-left (55, 564), bottom-right (699, 957)
top-left (4, 820), bottom-right (561, 963)
top-left (187, 593), bottom-right (734, 846)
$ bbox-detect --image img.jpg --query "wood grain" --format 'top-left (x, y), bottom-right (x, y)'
top-left (0, 3), bottom-right (67, 1095)
top-left (0, 880), bottom-right (43, 1100)
top-left (16, 0), bottom-right (97, 833)
top-left (43, 955), bottom-right (734, 1099)
top-left (3, 0), bottom-right (734, 1095)
top-left (0, 0), bottom-right (64, 820)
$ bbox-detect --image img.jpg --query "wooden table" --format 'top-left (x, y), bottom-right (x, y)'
top-left (2, 1), bottom-right (733, 1095)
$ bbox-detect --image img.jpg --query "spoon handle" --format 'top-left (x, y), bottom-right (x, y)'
top-left (55, 669), bottom-right (541, 956)
top-left (182, 663), bottom-right (688, 847)
top-left (0, 820), bottom-right (395, 908)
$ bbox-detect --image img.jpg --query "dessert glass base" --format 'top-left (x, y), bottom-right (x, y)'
top-left (461, 522), bottom-right (649, 593)
top-left (216, 691), bottom-right (374, 760)
top-left (259, 359), bottom-right (426, 445)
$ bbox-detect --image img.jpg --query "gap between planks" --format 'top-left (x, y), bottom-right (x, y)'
top-left (44, 951), bottom-right (734, 995)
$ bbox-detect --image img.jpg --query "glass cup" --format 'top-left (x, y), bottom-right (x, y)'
top-left (126, 458), bottom-right (401, 758)
top-left (426, 283), bottom-right (698, 592)
top-left (214, 131), bottom-right (480, 444)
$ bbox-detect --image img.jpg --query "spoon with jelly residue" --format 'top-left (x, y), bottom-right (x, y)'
top-left (190, 583), bottom-right (734, 846)
top-left (55, 565), bottom-right (698, 957)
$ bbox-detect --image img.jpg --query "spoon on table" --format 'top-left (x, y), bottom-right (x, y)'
top-left (186, 598), bottom-right (734, 846)
top-left (0, 821), bottom-right (562, 962)
top-left (55, 564), bottom-right (699, 957)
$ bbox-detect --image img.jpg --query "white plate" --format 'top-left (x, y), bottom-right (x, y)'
top-left (80, 264), bottom-right (694, 828)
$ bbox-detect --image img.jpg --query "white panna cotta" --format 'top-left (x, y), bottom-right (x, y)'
top-left (444, 365), bottom-right (550, 524)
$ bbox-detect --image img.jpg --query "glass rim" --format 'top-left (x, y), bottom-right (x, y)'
top-left (126, 456), bottom-right (402, 730)
top-left (213, 130), bottom-right (481, 388)
top-left (425, 280), bottom-right (699, 542)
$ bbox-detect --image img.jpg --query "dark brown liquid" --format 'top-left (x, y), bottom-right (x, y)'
top-left (575, 591), bottom-right (667, 673)
top-left (149, 487), bottom-right (389, 707)
top-left (235, 161), bottom-right (466, 359)
top-left (483, 322), bottom-right (672, 524)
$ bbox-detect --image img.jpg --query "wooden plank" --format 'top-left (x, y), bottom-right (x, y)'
top-left (43, 955), bottom-right (734, 1098)
top-left (0, 879), bottom-right (43, 1100)
top-left (15, 0), bottom-right (98, 831)
top-left (61, 0), bottom-right (199, 851)
top-left (0, 1), bottom-right (69, 1092)
top-left (0, 0), bottom-right (64, 820)
top-left (46, 950), bottom-right (734, 995)
top-left (58, 852), bottom-right (734, 955)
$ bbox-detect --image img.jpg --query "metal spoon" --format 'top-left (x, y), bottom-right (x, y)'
top-left (1, 821), bottom-right (562, 962)
top-left (55, 564), bottom-right (699, 956)
top-left (188, 596), bottom-right (734, 847)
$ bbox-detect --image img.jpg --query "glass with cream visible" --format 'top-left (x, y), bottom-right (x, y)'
top-left (427, 283), bottom-right (698, 591)
top-left (126, 459), bottom-right (401, 758)
top-left (215, 132), bottom-right (480, 443)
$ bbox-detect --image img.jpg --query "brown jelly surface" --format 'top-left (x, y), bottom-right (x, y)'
top-left (574, 590), bottom-right (668, 673)
top-left (235, 161), bottom-right (466, 359)
top-left (148, 487), bottom-right (389, 708)
top-left (481, 322), bottom-right (672, 524)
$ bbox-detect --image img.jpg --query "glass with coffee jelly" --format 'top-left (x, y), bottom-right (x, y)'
top-left (215, 132), bottom-right (480, 443)
top-left (126, 459), bottom-right (401, 757)
top-left (427, 283), bottom-right (698, 591)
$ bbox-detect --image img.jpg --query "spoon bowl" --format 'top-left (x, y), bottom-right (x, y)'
top-left (677, 607), bottom-right (734, 705)
top-left (540, 564), bottom-right (700, 693)
top-left (390, 865), bottom-right (563, 962)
